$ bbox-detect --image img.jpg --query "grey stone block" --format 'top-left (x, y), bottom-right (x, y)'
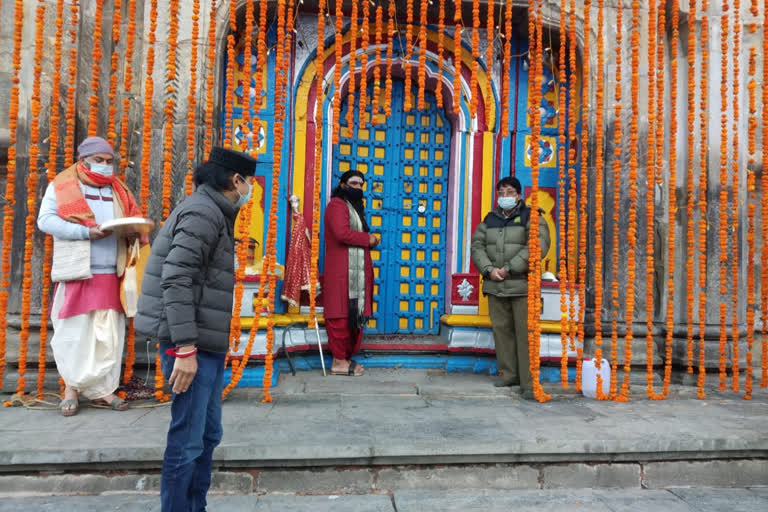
top-left (375, 464), bottom-right (540, 491)
top-left (643, 460), bottom-right (768, 488)
top-left (256, 468), bottom-right (374, 494)
top-left (667, 487), bottom-right (768, 512)
top-left (393, 489), bottom-right (608, 512)
top-left (541, 463), bottom-right (641, 489)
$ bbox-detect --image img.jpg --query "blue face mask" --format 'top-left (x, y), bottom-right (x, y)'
top-left (498, 196), bottom-right (517, 210)
top-left (234, 176), bottom-right (252, 208)
top-left (86, 161), bottom-right (114, 177)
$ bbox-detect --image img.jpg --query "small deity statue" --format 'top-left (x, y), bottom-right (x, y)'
top-left (280, 195), bottom-right (312, 306)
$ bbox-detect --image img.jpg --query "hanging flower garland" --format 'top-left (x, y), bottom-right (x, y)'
top-left (203, 0), bottom-right (217, 157)
top-left (118, 0), bottom-right (138, 176)
top-left (87, 0), bottom-right (105, 136)
top-left (452, 0), bottom-right (462, 115)
top-left (729, 0), bottom-right (742, 392)
top-left (64, 0), bottom-right (80, 168)
top-left (500, 0), bottom-right (512, 136)
top-left (358, 0), bottom-right (371, 127)
top-left (745, 43), bottom-right (757, 399)
top-left (106, 0), bottom-right (122, 145)
top-left (566, 0), bottom-right (579, 380)
top-left (139, 0), bottom-right (159, 214)
top-left (347, 0), bottom-right (359, 134)
top-left (469, 0), bottom-right (479, 118)
top-left (697, 0), bottom-right (710, 398)
top-left (483, 0), bottom-right (494, 123)
top-left (761, 0), bottom-right (768, 389)
top-left (39, 0), bottom-right (68, 397)
top-left (333, 0), bottom-right (343, 145)
top-left (372, 5), bottom-right (383, 120)
top-left (608, 0), bottom-right (623, 398)
top-left (717, 0), bottom-right (729, 392)
top-left (417, 0), bottom-right (429, 110)
top-left (161, 0), bottom-right (181, 220)
top-left (252, 0), bottom-right (270, 146)
top-left (185, 0), bottom-right (201, 194)
top-left (558, 0), bottom-right (569, 389)
top-left (685, 0), bottom-right (697, 376)
top-left (223, 0), bottom-right (238, 148)
top-left (385, 0), bottom-right (395, 117)
top-left (435, 0), bottom-right (445, 109)
top-left (404, 0), bottom-right (414, 111)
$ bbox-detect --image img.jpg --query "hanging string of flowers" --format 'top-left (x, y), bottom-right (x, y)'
top-left (118, 0), bottom-right (137, 176)
top-left (528, 0), bottom-right (549, 403)
top-left (17, 0), bottom-right (48, 397)
top-left (729, 0), bottom-right (742, 392)
top-left (452, 0), bottom-right (462, 115)
top-left (500, 0), bottom-right (512, 136)
top-left (139, 0), bottom-right (159, 214)
top-left (333, 0), bottom-right (343, 144)
top-left (0, 0), bottom-right (25, 389)
top-left (566, 0), bottom-right (579, 383)
top-left (435, 0), bottom-right (445, 109)
top-left (469, 0), bottom-right (479, 118)
top-left (346, 0), bottom-right (359, 134)
top-left (697, 0), bottom-right (710, 397)
top-left (372, 5), bottom-right (383, 120)
top-left (608, 0), bottom-right (623, 398)
top-left (252, 0), bottom-right (270, 147)
top-left (64, 0), bottom-right (79, 167)
top-left (745, 42), bottom-right (757, 399)
top-left (39, 0), bottom-right (67, 397)
top-left (717, 0), bottom-right (730, 391)
top-left (404, 0), bottom-right (414, 111)
top-left (385, 0), bottom-right (395, 117)
top-left (558, 0), bottom-right (569, 388)
top-left (662, 0), bottom-right (680, 398)
top-left (358, 0), bottom-right (371, 127)
top-left (684, 0), bottom-right (697, 376)
top-left (223, 0), bottom-right (238, 148)
top-left (417, 0), bottom-right (429, 110)
top-left (185, 0), bottom-right (201, 194)
top-left (203, 0), bottom-right (217, 157)
top-left (761, 0), bottom-right (768, 389)
top-left (161, 0), bottom-right (181, 220)
top-left (483, 0), bottom-right (494, 123)
top-left (107, 0), bottom-right (122, 145)
top-left (87, 0), bottom-right (105, 136)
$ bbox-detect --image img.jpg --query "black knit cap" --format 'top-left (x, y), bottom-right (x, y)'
top-left (207, 147), bottom-right (257, 176)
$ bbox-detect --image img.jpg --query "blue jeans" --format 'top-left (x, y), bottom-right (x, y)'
top-left (160, 345), bottom-right (226, 512)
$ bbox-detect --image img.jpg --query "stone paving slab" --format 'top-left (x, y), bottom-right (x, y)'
top-left (1, 369), bottom-right (766, 471)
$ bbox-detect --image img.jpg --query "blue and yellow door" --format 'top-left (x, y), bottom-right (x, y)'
top-left (331, 80), bottom-right (451, 335)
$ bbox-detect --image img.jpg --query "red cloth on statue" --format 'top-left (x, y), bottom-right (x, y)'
top-left (281, 210), bottom-right (312, 307)
top-left (322, 197), bottom-right (374, 320)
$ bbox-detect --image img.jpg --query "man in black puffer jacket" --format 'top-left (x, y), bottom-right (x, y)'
top-left (135, 147), bottom-right (257, 512)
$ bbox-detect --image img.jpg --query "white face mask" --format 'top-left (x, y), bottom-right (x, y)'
top-left (86, 161), bottom-right (114, 177)
top-left (234, 176), bottom-right (253, 208)
top-left (498, 196), bottom-right (517, 210)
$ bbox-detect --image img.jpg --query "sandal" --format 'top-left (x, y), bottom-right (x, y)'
top-left (331, 360), bottom-right (364, 377)
top-left (60, 398), bottom-right (79, 417)
top-left (92, 396), bottom-right (129, 411)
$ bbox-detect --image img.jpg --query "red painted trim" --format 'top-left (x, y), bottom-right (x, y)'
top-left (470, 132), bottom-right (484, 231)
top-left (303, 78), bottom-right (318, 225)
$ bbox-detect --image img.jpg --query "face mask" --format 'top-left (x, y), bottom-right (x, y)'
top-left (498, 196), bottom-right (517, 210)
top-left (234, 177), bottom-right (252, 208)
top-left (345, 187), bottom-right (364, 201)
top-left (87, 161), bottom-right (114, 177)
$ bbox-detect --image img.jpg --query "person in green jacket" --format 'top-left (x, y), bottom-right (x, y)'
top-left (471, 177), bottom-right (550, 399)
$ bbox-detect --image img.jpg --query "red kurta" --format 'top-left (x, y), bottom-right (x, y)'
top-left (322, 197), bottom-right (374, 320)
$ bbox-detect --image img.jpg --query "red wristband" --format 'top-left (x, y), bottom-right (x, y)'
top-left (165, 347), bottom-right (198, 358)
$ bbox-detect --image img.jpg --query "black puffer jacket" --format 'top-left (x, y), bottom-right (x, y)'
top-left (135, 184), bottom-right (237, 353)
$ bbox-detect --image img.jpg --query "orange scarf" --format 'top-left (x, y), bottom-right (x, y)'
top-left (53, 163), bottom-right (144, 235)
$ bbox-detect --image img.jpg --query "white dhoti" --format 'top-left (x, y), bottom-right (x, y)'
top-left (50, 281), bottom-right (126, 400)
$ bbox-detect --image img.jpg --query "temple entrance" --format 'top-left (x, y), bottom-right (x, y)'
top-left (332, 80), bottom-right (451, 335)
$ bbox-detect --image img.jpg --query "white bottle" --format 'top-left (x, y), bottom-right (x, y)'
top-left (581, 357), bottom-right (611, 398)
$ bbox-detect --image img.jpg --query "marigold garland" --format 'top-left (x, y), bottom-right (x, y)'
top-left (483, 0), bottom-right (494, 123)
top-left (346, 0), bottom-right (359, 134)
top-left (417, 0), bottom-right (429, 110)
top-left (717, 0), bottom-right (730, 392)
top-left (139, 0), bottom-right (159, 215)
top-left (745, 37), bottom-right (757, 397)
top-left (333, 0), bottom-right (343, 144)
top-left (566, 0), bottom-right (579, 387)
top-left (64, 0), bottom-right (79, 168)
top-left (358, 0), bottom-right (371, 127)
top-left (452, 0), bottom-right (462, 115)
top-left (558, 0), bottom-right (569, 389)
top-left (223, 0), bottom-right (238, 148)
top-left (252, 0), bottom-right (270, 144)
top-left (685, 0), bottom-right (697, 376)
top-left (118, 0), bottom-right (138, 177)
top-left (404, 0), bottom-right (414, 111)
top-left (500, 0), bottom-right (512, 136)
top-left (608, 0), bottom-right (623, 399)
top-left (161, 0), bottom-right (180, 220)
top-left (697, 0), bottom-right (710, 397)
top-left (469, 0), bottom-right (479, 118)
top-left (384, 0), bottom-right (395, 117)
top-left (154, 343), bottom-right (168, 401)
top-left (106, 0), bottom-right (122, 145)
top-left (203, 0), bottom-right (217, 157)
top-left (185, 0), bottom-right (201, 194)
top-left (435, 0), bottom-right (446, 109)
top-left (761, 0), bottom-right (768, 389)
top-left (372, 5), bottom-right (384, 120)
top-left (729, 0), bottom-right (742, 392)
top-left (87, 0), bottom-right (105, 136)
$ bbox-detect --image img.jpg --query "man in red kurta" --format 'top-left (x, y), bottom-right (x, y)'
top-left (323, 170), bottom-right (378, 376)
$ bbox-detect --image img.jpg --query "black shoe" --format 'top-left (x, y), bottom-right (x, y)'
top-left (493, 378), bottom-right (518, 387)
top-left (518, 389), bottom-right (536, 400)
